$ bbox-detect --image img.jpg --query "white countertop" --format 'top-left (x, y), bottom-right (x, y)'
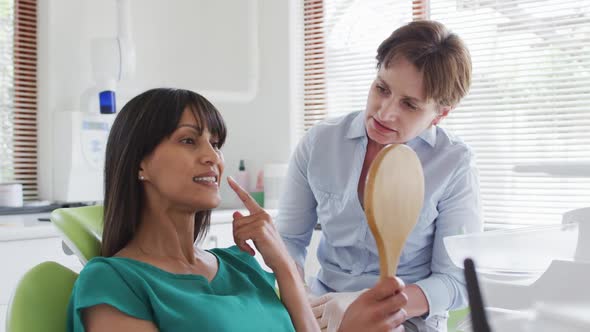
top-left (0, 208), bottom-right (277, 242)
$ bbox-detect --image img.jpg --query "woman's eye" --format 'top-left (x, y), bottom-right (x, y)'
top-left (211, 142), bottom-right (221, 150)
top-left (180, 137), bottom-right (195, 144)
top-left (376, 85), bottom-right (387, 94)
top-left (404, 101), bottom-right (417, 111)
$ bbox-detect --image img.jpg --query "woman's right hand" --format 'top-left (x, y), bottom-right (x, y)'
top-left (227, 176), bottom-right (292, 271)
top-left (228, 176), bottom-right (318, 332)
top-left (339, 277), bottom-right (408, 332)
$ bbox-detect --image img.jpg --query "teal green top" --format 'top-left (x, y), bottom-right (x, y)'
top-left (67, 246), bottom-right (295, 332)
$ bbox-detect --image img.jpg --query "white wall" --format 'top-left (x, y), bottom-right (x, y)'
top-left (37, 0), bottom-right (302, 208)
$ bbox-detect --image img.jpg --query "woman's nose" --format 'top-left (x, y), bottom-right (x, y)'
top-left (201, 144), bottom-right (222, 166)
top-left (379, 99), bottom-right (400, 121)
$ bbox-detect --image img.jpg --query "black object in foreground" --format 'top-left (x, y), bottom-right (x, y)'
top-left (464, 258), bottom-right (492, 332)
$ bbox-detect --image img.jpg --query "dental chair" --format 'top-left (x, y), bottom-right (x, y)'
top-left (50, 205), bottom-right (103, 264)
top-left (5, 261), bottom-right (78, 332)
top-left (448, 307), bottom-right (470, 332)
top-left (5, 206), bottom-right (103, 332)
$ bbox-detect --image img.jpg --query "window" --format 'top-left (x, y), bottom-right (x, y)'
top-left (0, 0), bottom-right (38, 200)
top-left (302, 0), bottom-right (590, 225)
top-left (302, 0), bottom-right (412, 133)
top-left (431, 0), bottom-right (590, 225)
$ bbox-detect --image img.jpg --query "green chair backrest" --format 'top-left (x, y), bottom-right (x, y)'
top-left (6, 261), bottom-right (78, 332)
top-left (51, 205), bottom-right (104, 264)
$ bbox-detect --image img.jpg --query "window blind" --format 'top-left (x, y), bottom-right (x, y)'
top-left (302, 0), bottom-right (413, 135)
top-left (303, 0), bottom-right (590, 225)
top-left (430, 0), bottom-right (590, 225)
top-left (0, 0), bottom-right (38, 200)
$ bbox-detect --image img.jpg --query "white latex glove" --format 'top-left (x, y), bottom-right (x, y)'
top-left (309, 290), bottom-right (368, 332)
top-left (309, 293), bottom-right (331, 330)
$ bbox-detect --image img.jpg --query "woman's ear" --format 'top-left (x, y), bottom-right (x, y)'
top-left (432, 106), bottom-right (452, 126)
top-left (138, 163), bottom-right (147, 181)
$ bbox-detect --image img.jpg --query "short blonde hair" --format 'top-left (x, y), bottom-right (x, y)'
top-left (376, 20), bottom-right (472, 107)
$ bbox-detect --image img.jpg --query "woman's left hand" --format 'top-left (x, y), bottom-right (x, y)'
top-left (227, 176), bottom-right (292, 271)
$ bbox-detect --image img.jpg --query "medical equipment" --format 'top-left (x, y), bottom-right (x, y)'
top-left (52, 0), bottom-right (134, 202)
top-left (80, 0), bottom-right (135, 115)
top-left (444, 162), bottom-right (590, 331)
top-left (52, 112), bottom-right (115, 202)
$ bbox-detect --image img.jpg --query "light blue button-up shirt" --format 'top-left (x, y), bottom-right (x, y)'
top-left (277, 111), bottom-right (482, 318)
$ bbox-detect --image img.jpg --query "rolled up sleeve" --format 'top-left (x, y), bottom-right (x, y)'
top-left (276, 130), bottom-right (319, 270)
top-left (415, 150), bottom-right (482, 318)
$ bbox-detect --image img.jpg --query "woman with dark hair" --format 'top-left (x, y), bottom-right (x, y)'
top-left (67, 88), bottom-right (408, 332)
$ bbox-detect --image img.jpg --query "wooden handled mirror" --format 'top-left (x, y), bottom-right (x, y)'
top-left (364, 144), bottom-right (425, 278)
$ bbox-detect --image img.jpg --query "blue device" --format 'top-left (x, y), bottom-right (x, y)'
top-left (99, 90), bottom-right (116, 114)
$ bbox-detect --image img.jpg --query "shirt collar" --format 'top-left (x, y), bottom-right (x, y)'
top-left (345, 111), bottom-right (367, 139)
top-left (346, 111), bottom-right (437, 147)
top-left (418, 125), bottom-right (437, 148)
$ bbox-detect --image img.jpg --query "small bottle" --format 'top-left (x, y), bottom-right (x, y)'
top-left (250, 170), bottom-right (265, 207)
top-left (254, 169), bottom-right (264, 193)
top-left (234, 159), bottom-right (251, 192)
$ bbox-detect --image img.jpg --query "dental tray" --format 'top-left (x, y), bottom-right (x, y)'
top-left (444, 223), bottom-right (579, 277)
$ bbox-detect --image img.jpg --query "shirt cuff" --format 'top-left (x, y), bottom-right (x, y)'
top-left (414, 275), bottom-right (453, 320)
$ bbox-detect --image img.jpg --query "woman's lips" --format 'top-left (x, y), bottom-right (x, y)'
top-left (372, 117), bottom-right (397, 134)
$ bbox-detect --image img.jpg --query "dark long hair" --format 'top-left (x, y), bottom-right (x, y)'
top-left (101, 88), bottom-right (227, 257)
